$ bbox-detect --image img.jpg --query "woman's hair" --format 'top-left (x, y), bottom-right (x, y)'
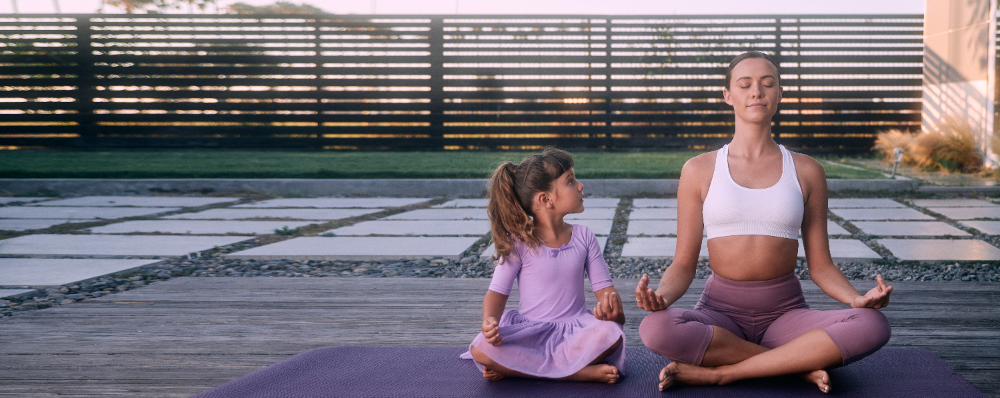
top-left (487, 148), bottom-right (574, 262)
top-left (724, 51), bottom-right (780, 89)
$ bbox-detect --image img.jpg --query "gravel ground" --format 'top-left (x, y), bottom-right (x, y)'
top-left (3, 194), bottom-right (1000, 318)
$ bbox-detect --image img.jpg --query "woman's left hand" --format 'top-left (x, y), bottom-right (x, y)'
top-left (850, 274), bottom-right (893, 309)
top-left (594, 290), bottom-right (624, 324)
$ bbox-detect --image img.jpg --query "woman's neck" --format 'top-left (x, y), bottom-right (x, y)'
top-left (730, 120), bottom-right (779, 158)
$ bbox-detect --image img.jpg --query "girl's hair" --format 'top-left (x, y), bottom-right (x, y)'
top-left (724, 51), bottom-right (780, 89)
top-left (487, 148), bottom-right (574, 262)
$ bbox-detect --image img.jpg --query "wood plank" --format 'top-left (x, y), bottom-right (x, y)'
top-left (0, 277), bottom-right (996, 397)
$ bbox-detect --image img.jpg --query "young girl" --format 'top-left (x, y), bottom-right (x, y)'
top-left (459, 148), bottom-right (626, 383)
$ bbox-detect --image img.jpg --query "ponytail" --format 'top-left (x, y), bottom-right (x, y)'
top-left (486, 149), bottom-right (574, 263)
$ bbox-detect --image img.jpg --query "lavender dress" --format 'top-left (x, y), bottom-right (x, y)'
top-left (460, 224), bottom-right (626, 378)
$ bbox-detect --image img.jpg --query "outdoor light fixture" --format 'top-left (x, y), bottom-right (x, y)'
top-left (891, 147), bottom-right (904, 178)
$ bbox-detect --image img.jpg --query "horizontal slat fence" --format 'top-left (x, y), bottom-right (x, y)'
top-left (0, 15), bottom-right (923, 150)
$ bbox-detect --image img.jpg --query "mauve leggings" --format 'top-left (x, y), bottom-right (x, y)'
top-left (639, 272), bottom-right (890, 366)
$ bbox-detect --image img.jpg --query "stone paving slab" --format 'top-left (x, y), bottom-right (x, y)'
top-left (384, 208), bottom-right (488, 220)
top-left (0, 197), bottom-right (46, 205)
top-left (959, 221), bottom-right (1000, 235)
top-left (879, 239), bottom-right (1000, 262)
top-left (622, 238), bottom-right (880, 262)
top-left (432, 199), bottom-right (488, 208)
top-left (85, 220), bottom-right (322, 235)
top-left (226, 236), bottom-right (480, 260)
top-left (0, 288), bottom-right (35, 297)
top-left (479, 237), bottom-right (608, 259)
top-left (830, 208), bottom-right (935, 221)
top-left (926, 207), bottom-right (1000, 220)
top-left (0, 258), bottom-right (161, 286)
top-left (620, 237), bottom-right (708, 259)
top-left (0, 219), bottom-right (74, 231)
top-left (31, 196), bottom-right (239, 208)
top-left (912, 199), bottom-right (1000, 208)
top-left (626, 220), bottom-right (848, 236)
top-left (628, 208), bottom-right (678, 220)
top-left (827, 221), bottom-right (851, 235)
top-left (827, 199), bottom-right (905, 208)
top-left (163, 208), bottom-right (381, 220)
top-left (234, 198), bottom-right (429, 209)
top-left (571, 219), bottom-right (614, 236)
top-left (324, 220), bottom-right (490, 236)
top-left (582, 198), bottom-right (621, 208)
top-left (565, 207), bottom-right (617, 220)
top-left (0, 206), bottom-right (181, 220)
top-left (632, 199), bottom-right (677, 208)
top-left (0, 235), bottom-right (251, 257)
top-left (626, 220), bottom-right (681, 236)
top-left (851, 222), bottom-right (971, 237)
top-left (807, 239), bottom-right (882, 262)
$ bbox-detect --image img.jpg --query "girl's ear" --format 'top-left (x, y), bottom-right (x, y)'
top-left (534, 191), bottom-right (551, 210)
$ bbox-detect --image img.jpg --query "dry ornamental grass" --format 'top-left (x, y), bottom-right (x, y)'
top-left (874, 115), bottom-right (982, 173)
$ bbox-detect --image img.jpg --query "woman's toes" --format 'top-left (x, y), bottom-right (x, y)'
top-left (801, 369), bottom-right (831, 393)
top-left (658, 363), bottom-right (679, 391)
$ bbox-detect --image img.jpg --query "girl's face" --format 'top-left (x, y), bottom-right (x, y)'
top-left (550, 168), bottom-right (585, 215)
top-left (723, 57), bottom-right (782, 125)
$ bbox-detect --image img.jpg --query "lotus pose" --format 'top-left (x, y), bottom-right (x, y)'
top-left (460, 149), bottom-right (626, 383)
top-left (635, 51), bottom-right (893, 393)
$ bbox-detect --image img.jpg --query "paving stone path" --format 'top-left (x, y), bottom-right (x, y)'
top-left (2, 195), bottom-right (1000, 305)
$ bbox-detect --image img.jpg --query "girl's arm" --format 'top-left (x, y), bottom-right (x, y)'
top-left (796, 154), bottom-right (892, 308)
top-left (593, 286), bottom-right (625, 325)
top-left (481, 290), bottom-right (509, 345)
top-left (637, 154), bottom-right (709, 311)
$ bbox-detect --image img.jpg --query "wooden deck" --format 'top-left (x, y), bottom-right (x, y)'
top-left (0, 277), bottom-right (997, 397)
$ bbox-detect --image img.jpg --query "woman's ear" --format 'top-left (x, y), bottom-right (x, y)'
top-left (723, 87), bottom-right (732, 106)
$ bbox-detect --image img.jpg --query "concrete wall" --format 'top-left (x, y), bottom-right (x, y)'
top-left (922, 0), bottom-right (997, 163)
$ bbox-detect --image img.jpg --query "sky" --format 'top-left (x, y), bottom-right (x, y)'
top-left (1, 0), bottom-right (925, 15)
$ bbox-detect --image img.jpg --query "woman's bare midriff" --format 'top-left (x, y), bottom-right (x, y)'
top-left (706, 235), bottom-right (799, 281)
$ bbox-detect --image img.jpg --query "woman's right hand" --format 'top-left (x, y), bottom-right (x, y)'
top-left (482, 317), bottom-right (504, 346)
top-left (636, 274), bottom-right (668, 312)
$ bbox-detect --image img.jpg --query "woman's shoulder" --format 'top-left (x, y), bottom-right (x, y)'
top-left (787, 150), bottom-right (826, 180)
top-left (681, 150), bottom-right (718, 177)
top-left (570, 223), bottom-right (596, 240)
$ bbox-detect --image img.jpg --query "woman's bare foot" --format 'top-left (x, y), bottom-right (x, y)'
top-left (800, 369), bottom-right (831, 393)
top-left (658, 362), bottom-right (722, 391)
top-left (482, 366), bottom-right (506, 381)
top-left (564, 364), bottom-right (620, 383)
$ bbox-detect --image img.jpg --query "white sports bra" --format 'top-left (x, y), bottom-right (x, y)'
top-left (702, 144), bottom-right (804, 240)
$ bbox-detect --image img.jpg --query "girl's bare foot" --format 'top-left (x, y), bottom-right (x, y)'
top-left (658, 362), bottom-right (722, 391)
top-left (482, 366), bottom-right (506, 381)
top-left (800, 369), bottom-right (831, 393)
top-left (564, 364), bottom-right (620, 384)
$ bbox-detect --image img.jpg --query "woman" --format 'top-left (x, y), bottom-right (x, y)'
top-left (634, 51), bottom-right (893, 393)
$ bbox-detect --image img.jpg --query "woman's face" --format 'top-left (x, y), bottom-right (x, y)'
top-left (723, 57), bottom-right (782, 125)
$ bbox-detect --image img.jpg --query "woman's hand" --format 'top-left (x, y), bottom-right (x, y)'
top-left (481, 317), bottom-right (504, 346)
top-left (594, 290), bottom-right (624, 324)
top-left (850, 274), bottom-right (893, 309)
top-left (636, 274), bottom-right (668, 312)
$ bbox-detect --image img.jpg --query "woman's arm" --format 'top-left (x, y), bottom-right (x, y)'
top-left (796, 154), bottom-right (892, 308)
top-left (481, 290), bottom-right (509, 345)
top-left (636, 153), bottom-right (710, 311)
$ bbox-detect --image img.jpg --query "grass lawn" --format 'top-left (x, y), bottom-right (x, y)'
top-left (0, 151), bottom-right (887, 179)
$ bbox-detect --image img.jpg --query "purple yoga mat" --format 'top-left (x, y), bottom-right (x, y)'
top-left (192, 347), bottom-right (985, 398)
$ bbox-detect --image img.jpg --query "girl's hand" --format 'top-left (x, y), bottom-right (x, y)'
top-left (851, 274), bottom-right (893, 309)
top-left (593, 290), bottom-right (623, 323)
top-left (636, 274), bottom-right (668, 312)
top-left (481, 317), bottom-right (504, 346)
